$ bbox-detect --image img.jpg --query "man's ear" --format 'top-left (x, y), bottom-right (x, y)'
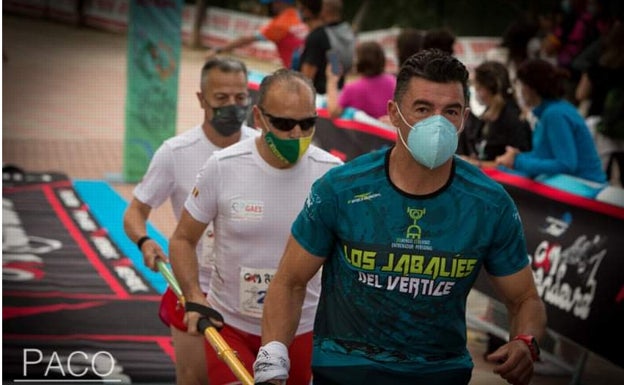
top-left (463, 106), bottom-right (471, 121)
top-left (196, 92), bottom-right (204, 108)
top-left (458, 107), bottom-right (470, 134)
top-left (252, 105), bottom-right (264, 131)
top-left (387, 100), bottom-right (401, 128)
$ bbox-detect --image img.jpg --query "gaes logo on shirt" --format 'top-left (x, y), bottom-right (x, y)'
top-left (406, 207), bottom-right (426, 240)
top-left (191, 186), bottom-right (199, 198)
top-left (230, 199), bottom-right (264, 221)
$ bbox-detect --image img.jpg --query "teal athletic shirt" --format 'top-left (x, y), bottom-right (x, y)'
top-left (291, 147), bottom-right (529, 377)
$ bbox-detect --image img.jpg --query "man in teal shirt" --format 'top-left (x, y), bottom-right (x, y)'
top-left (255, 50), bottom-right (546, 385)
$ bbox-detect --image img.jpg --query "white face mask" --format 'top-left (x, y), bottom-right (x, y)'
top-left (515, 82), bottom-right (530, 110)
top-left (395, 106), bottom-right (461, 169)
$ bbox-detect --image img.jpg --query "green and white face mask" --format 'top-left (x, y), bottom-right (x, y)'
top-left (264, 129), bottom-right (314, 164)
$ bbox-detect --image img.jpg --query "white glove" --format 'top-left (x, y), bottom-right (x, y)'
top-left (253, 341), bottom-right (290, 383)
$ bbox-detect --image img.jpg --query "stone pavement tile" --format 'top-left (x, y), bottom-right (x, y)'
top-left (3, 138), bottom-right (122, 180)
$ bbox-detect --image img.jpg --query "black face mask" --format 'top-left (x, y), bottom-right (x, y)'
top-left (210, 104), bottom-right (248, 136)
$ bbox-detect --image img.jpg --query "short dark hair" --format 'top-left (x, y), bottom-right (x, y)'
top-left (423, 28), bottom-right (456, 54)
top-left (356, 41), bottom-right (386, 77)
top-left (299, 0), bottom-right (322, 16)
top-left (257, 68), bottom-right (316, 108)
top-left (394, 49), bottom-right (469, 104)
top-left (516, 59), bottom-right (565, 99)
top-left (200, 58), bottom-right (248, 90)
top-left (501, 18), bottom-right (538, 65)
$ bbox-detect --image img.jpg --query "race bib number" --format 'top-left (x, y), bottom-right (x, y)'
top-left (239, 267), bottom-right (275, 318)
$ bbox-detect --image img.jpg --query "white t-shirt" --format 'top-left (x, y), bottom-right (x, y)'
top-left (185, 137), bottom-right (342, 335)
top-left (134, 124), bottom-right (257, 290)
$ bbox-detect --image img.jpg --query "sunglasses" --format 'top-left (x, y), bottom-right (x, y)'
top-left (260, 109), bottom-right (317, 132)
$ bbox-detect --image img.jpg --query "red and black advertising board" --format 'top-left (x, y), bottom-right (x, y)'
top-left (475, 169), bottom-right (624, 368)
top-left (3, 170), bottom-right (175, 383)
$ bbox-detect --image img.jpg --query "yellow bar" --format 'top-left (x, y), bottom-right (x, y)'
top-left (205, 327), bottom-right (254, 385)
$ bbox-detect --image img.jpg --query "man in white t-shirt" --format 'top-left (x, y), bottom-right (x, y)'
top-left (169, 69), bottom-right (342, 385)
top-left (123, 58), bottom-right (257, 385)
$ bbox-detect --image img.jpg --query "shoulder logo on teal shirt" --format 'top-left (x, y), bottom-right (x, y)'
top-left (347, 192), bottom-right (381, 204)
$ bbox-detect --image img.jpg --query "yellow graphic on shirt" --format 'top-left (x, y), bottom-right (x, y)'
top-left (343, 244), bottom-right (477, 280)
top-left (342, 244), bottom-right (478, 298)
top-left (406, 207), bottom-right (426, 240)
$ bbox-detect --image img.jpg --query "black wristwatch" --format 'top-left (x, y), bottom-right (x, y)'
top-left (513, 334), bottom-right (540, 362)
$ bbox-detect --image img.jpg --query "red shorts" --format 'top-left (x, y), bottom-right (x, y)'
top-left (205, 325), bottom-right (312, 385)
top-left (158, 287), bottom-right (186, 331)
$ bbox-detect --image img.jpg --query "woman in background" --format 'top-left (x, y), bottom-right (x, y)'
top-left (496, 58), bottom-right (606, 184)
top-left (325, 40), bottom-right (396, 119)
top-left (464, 61), bottom-right (532, 164)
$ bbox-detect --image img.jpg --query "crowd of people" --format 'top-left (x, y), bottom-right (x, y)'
top-left (466, 0), bottom-right (623, 188)
top-left (123, 0), bottom-right (623, 384)
top-left (206, 0), bottom-right (622, 189)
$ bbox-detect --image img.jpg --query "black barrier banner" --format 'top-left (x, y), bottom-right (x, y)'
top-left (2, 171), bottom-right (175, 383)
top-left (313, 110), bottom-right (395, 161)
top-left (475, 169), bottom-right (624, 368)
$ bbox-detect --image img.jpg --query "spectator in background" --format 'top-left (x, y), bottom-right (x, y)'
top-left (325, 40), bottom-right (396, 119)
top-left (486, 18), bottom-right (539, 81)
top-left (462, 61), bottom-right (532, 163)
top-left (297, 0), bottom-right (324, 30)
top-left (396, 27), bottom-right (424, 67)
top-left (205, 0), bottom-right (307, 69)
top-left (423, 27), bottom-right (456, 54)
top-left (496, 58), bottom-right (606, 184)
top-left (123, 58), bottom-right (257, 385)
top-left (542, 0), bottom-right (599, 71)
top-left (296, 0), bottom-right (355, 94)
top-left (290, 0), bottom-right (325, 70)
top-left (575, 20), bottom-right (624, 185)
top-left (541, 0), bottom-right (600, 101)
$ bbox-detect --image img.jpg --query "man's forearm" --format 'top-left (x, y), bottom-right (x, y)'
top-left (123, 202), bottom-right (149, 243)
top-left (169, 238), bottom-right (204, 302)
top-left (261, 279), bottom-right (307, 346)
top-left (509, 295), bottom-right (547, 341)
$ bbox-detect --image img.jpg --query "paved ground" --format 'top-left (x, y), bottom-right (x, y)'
top-left (3, 13), bottom-right (623, 385)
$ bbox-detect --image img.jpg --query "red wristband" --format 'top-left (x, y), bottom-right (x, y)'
top-left (513, 334), bottom-right (540, 362)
